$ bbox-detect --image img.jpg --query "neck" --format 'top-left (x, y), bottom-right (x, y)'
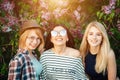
top-left (90, 46), bottom-right (100, 55)
top-left (53, 45), bottom-right (67, 55)
top-left (28, 50), bottom-right (34, 57)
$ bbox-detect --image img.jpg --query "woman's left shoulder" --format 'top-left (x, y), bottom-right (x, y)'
top-left (108, 49), bottom-right (115, 59)
top-left (68, 47), bottom-right (81, 57)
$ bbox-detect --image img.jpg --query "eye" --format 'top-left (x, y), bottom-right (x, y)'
top-left (96, 33), bottom-right (102, 36)
top-left (51, 30), bottom-right (58, 37)
top-left (88, 32), bottom-right (93, 35)
top-left (27, 36), bottom-right (40, 41)
top-left (36, 37), bottom-right (40, 41)
top-left (29, 36), bottom-right (35, 41)
top-left (60, 30), bottom-right (67, 36)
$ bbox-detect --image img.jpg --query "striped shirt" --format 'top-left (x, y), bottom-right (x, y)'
top-left (8, 50), bottom-right (36, 80)
top-left (40, 49), bottom-right (89, 80)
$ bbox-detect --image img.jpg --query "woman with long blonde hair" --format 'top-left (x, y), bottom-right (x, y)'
top-left (79, 21), bottom-right (116, 80)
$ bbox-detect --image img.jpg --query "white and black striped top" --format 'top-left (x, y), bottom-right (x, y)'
top-left (40, 49), bottom-right (89, 80)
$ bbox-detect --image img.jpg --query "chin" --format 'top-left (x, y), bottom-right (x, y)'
top-left (91, 44), bottom-right (99, 47)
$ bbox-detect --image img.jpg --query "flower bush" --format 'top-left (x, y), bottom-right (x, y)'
top-left (0, 0), bottom-right (120, 79)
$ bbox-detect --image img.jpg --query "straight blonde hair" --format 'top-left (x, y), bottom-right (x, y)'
top-left (80, 21), bottom-right (111, 73)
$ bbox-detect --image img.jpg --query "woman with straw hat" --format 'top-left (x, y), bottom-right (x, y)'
top-left (8, 20), bottom-right (45, 80)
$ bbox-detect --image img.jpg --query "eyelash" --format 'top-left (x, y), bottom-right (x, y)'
top-left (88, 33), bottom-right (101, 36)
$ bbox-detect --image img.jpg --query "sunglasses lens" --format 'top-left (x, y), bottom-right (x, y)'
top-left (51, 31), bottom-right (57, 37)
top-left (60, 30), bottom-right (66, 36)
top-left (51, 30), bottom-right (67, 37)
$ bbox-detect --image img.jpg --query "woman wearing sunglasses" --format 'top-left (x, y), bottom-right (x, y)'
top-left (40, 24), bottom-right (88, 80)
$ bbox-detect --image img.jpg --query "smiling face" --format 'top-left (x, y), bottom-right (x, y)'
top-left (50, 26), bottom-right (68, 46)
top-left (87, 26), bottom-right (102, 47)
top-left (25, 30), bottom-right (40, 51)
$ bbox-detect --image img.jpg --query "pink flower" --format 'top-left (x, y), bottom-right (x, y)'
top-left (40, 21), bottom-right (48, 26)
top-left (102, 5), bottom-right (111, 14)
top-left (39, 0), bottom-right (48, 10)
top-left (109, 0), bottom-right (116, 6)
top-left (2, 26), bottom-right (12, 32)
top-left (41, 11), bottom-right (51, 21)
top-left (73, 10), bottom-right (81, 20)
top-left (6, 15), bottom-right (18, 27)
top-left (57, 0), bottom-right (68, 7)
top-left (53, 8), bottom-right (67, 18)
top-left (0, 0), bottom-right (14, 13)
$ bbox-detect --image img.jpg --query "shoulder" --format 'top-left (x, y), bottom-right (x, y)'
top-left (40, 49), bottom-right (53, 59)
top-left (108, 49), bottom-right (115, 59)
top-left (107, 49), bottom-right (116, 79)
top-left (10, 51), bottom-right (30, 65)
top-left (41, 49), bottom-right (52, 55)
top-left (67, 47), bottom-right (81, 58)
top-left (107, 49), bottom-right (116, 65)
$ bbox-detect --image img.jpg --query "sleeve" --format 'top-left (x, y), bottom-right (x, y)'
top-left (8, 59), bottom-right (22, 80)
top-left (8, 55), bottom-right (36, 80)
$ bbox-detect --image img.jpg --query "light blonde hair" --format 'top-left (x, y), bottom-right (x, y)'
top-left (80, 21), bottom-right (111, 73)
top-left (19, 28), bottom-right (44, 51)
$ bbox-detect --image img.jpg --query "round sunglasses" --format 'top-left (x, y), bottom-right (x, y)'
top-left (51, 29), bottom-right (67, 37)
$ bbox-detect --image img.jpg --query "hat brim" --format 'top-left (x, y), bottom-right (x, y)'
top-left (19, 26), bottom-right (44, 36)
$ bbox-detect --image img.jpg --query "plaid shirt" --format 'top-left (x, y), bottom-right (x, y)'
top-left (8, 50), bottom-right (36, 80)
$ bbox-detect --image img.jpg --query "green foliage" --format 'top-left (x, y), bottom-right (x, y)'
top-left (116, 57), bottom-right (120, 78)
top-left (0, 31), bottom-right (19, 78)
top-left (0, 63), bottom-right (7, 74)
top-left (0, 0), bottom-right (120, 78)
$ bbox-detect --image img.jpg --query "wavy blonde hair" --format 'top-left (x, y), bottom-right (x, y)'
top-left (80, 21), bottom-right (111, 73)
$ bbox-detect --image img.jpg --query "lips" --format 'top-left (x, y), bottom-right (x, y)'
top-left (30, 43), bottom-right (38, 49)
top-left (91, 40), bottom-right (97, 43)
top-left (56, 38), bottom-right (63, 41)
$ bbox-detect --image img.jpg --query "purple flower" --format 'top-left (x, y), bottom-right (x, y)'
top-left (2, 26), bottom-right (12, 32)
top-left (39, 0), bottom-right (48, 10)
top-left (6, 15), bottom-right (18, 27)
top-left (102, 5), bottom-right (112, 14)
top-left (0, 0), bottom-right (15, 13)
top-left (41, 11), bottom-right (51, 21)
top-left (53, 8), bottom-right (67, 18)
top-left (109, 0), bottom-right (116, 6)
top-left (73, 10), bottom-right (81, 20)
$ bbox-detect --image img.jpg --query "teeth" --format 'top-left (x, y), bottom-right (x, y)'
top-left (56, 38), bottom-right (63, 40)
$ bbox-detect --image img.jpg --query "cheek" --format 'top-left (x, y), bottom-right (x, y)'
top-left (37, 41), bottom-right (41, 45)
top-left (50, 37), bottom-right (54, 43)
top-left (98, 37), bottom-right (102, 43)
top-left (87, 36), bottom-right (91, 41)
top-left (25, 40), bottom-right (29, 46)
top-left (65, 35), bottom-right (68, 41)
top-left (25, 40), bottom-right (30, 49)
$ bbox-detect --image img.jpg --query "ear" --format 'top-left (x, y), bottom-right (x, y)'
top-left (67, 38), bottom-right (69, 41)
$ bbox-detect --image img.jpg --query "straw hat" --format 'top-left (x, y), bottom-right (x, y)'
top-left (19, 20), bottom-right (44, 36)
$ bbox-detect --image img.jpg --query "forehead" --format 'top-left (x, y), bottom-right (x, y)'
top-left (27, 30), bottom-right (38, 36)
top-left (53, 26), bottom-right (65, 31)
top-left (89, 26), bottom-right (100, 33)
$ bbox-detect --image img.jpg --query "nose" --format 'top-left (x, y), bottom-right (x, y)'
top-left (32, 38), bottom-right (38, 44)
top-left (57, 33), bottom-right (61, 36)
top-left (93, 34), bottom-right (97, 38)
